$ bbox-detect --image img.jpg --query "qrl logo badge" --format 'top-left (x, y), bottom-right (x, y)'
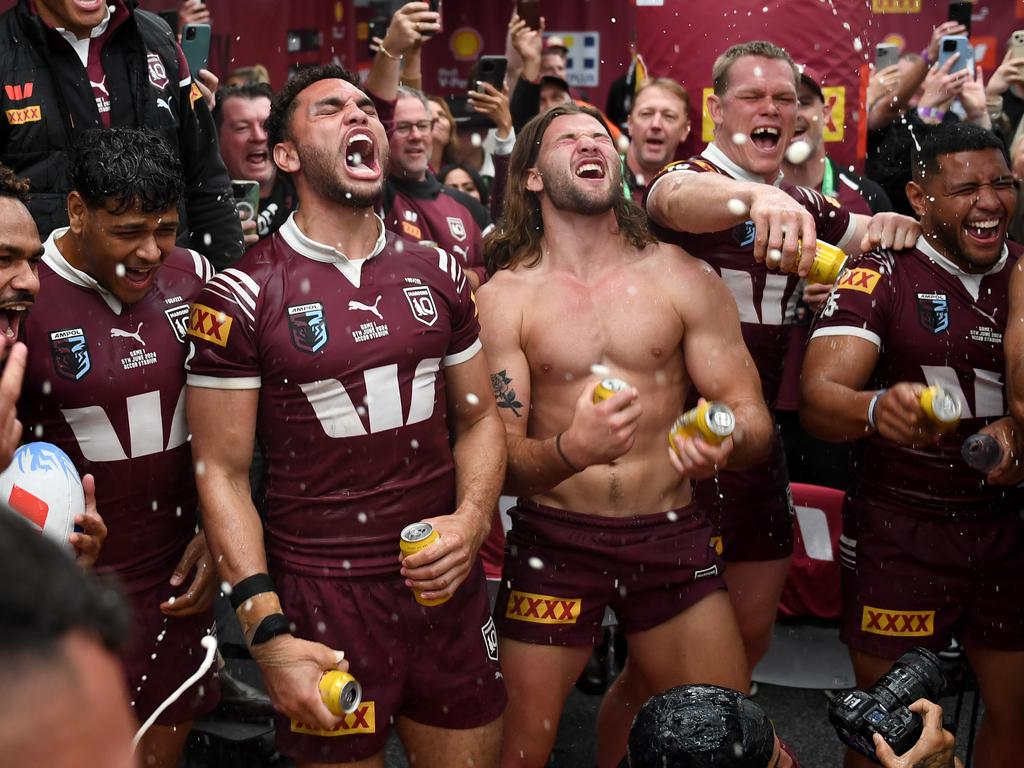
top-left (165, 305), bottom-right (191, 344)
top-left (290, 702), bottom-right (376, 736)
top-left (287, 303), bottom-right (329, 353)
top-left (404, 286), bottom-right (438, 327)
top-left (505, 590), bottom-right (581, 625)
top-left (147, 52), bottom-right (169, 90)
top-left (187, 304), bottom-right (233, 347)
top-left (49, 328), bottom-right (91, 381)
top-left (447, 216), bottom-right (467, 243)
top-left (861, 606), bottom-right (935, 637)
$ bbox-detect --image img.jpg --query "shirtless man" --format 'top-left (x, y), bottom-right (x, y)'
top-left (477, 103), bottom-right (773, 768)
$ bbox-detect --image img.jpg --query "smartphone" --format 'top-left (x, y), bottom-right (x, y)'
top-left (469, 55), bottom-right (508, 94)
top-left (231, 180), bottom-right (260, 223)
top-left (181, 23), bottom-right (211, 77)
top-left (367, 16), bottom-right (388, 57)
top-left (938, 34), bottom-right (973, 73)
top-left (1011, 30), bottom-right (1024, 63)
top-left (948, 1), bottom-right (972, 36)
top-left (516, 0), bottom-right (542, 31)
top-left (875, 43), bottom-right (899, 71)
top-left (422, 0), bottom-right (441, 38)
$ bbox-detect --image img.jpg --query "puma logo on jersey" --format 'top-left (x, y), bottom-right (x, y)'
top-left (90, 77), bottom-right (109, 97)
top-left (348, 296), bottom-right (383, 320)
top-left (110, 322), bottom-right (145, 346)
top-left (157, 98), bottom-right (172, 115)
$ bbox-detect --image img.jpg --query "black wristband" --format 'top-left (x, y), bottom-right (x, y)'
top-left (555, 432), bottom-right (582, 474)
top-left (250, 613), bottom-right (292, 646)
top-left (229, 573), bottom-right (276, 611)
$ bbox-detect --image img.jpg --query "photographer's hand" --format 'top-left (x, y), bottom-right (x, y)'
top-left (873, 699), bottom-right (956, 768)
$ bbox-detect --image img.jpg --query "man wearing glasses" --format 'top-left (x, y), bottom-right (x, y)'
top-left (383, 86), bottom-right (492, 288)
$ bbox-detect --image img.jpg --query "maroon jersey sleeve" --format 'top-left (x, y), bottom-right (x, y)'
top-left (432, 246), bottom-right (482, 366)
top-left (185, 263), bottom-right (263, 388)
top-left (809, 251), bottom-right (895, 349)
top-left (782, 183), bottom-right (856, 250)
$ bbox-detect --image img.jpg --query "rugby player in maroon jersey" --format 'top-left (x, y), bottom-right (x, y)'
top-left (478, 102), bottom-right (772, 768)
top-left (645, 41), bottom-right (922, 673)
top-left (186, 65), bottom-right (507, 767)
top-left (804, 123), bottom-right (1024, 768)
top-left (18, 129), bottom-right (218, 768)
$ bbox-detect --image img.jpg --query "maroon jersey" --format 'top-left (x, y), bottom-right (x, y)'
top-left (185, 214), bottom-right (481, 578)
top-left (19, 230), bottom-right (212, 589)
top-left (384, 175), bottom-right (491, 286)
top-left (810, 238), bottom-right (1023, 518)
top-left (646, 143), bottom-right (855, 404)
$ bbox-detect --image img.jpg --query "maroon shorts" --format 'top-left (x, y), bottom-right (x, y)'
top-left (840, 499), bottom-right (1024, 658)
top-left (274, 562), bottom-right (506, 763)
top-left (694, 430), bottom-right (794, 562)
top-left (495, 499), bottom-right (726, 646)
top-left (122, 580), bottom-right (219, 725)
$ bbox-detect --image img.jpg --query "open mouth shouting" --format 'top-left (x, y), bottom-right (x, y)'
top-left (575, 160), bottom-right (607, 181)
top-left (750, 126), bottom-right (781, 153)
top-left (963, 217), bottom-right (1003, 246)
top-left (344, 131), bottom-right (381, 180)
top-left (0, 297), bottom-right (32, 343)
top-left (119, 263), bottom-right (157, 294)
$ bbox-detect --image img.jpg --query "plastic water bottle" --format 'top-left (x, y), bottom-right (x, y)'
top-left (961, 434), bottom-right (1002, 473)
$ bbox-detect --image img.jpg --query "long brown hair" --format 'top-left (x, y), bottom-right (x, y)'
top-left (484, 103), bottom-right (655, 274)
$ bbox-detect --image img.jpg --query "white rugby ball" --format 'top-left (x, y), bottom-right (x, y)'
top-left (0, 442), bottom-right (84, 553)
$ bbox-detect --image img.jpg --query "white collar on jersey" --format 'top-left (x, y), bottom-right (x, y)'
top-left (916, 234), bottom-right (1008, 302)
top-left (43, 228), bottom-right (124, 316)
top-left (702, 143), bottom-right (784, 187)
top-left (278, 211), bottom-right (387, 289)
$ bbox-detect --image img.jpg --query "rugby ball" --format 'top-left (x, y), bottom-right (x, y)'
top-left (0, 442), bottom-right (84, 553)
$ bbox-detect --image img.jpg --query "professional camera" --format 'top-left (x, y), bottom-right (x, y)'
top-left (828, 647), bottom-right (948, 763)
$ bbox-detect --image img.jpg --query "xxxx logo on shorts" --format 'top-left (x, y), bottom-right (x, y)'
top-left (861, 606), bottom-right (935, 637)
top-left (836, 268), bottom-right (881, 295)
top-left (290, 702), bottom-right (375, 736)
top-left (505, 590), bottom-right (581, 625)
top-left (187, 303), bottom-right (233, 347)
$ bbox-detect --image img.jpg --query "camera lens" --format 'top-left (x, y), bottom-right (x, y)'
top-left (943, 40), bottom-right (956, 51)
top-left (871, 647), bottom-right (947, 710)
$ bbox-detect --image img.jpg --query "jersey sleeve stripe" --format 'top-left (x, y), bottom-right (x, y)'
top-left (204, 283), bottom-right (256, 324)
top-left (442, 338), bottom-right (482, 367)
top-left (223, 267), bottom-right (262, 297)
top-left (836, 215), bottom-right (859, 252)
top-left (809, 325), bottom-right (881, 348)
top-left (436, 247), bottom-right (449, 274)
top-left (187, 249), bottom-right (214, 282)
top-left (186, 374), bottom-right (262, 390)
top-left (209, 272), bottom-right (258, 312)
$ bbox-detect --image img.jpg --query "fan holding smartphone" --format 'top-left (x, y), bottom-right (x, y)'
top-left (983, 32), bottom-right (1024, 136)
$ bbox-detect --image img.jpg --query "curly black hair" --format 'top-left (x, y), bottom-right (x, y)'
top-left (912, 121), bottom-right (1006, 182)
top-left (69, 128), bottom-right (184, 215)
top-left (0, 164), bottom-right (30, 204)
top-left (265, 64), bottom-right (361, 149)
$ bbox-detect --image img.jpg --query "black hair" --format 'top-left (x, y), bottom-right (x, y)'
top-left (0, 508), bottom-right (129, 661)
top-left (213, 81), bottom-right (275, 132)
top-left (627, 685), bottom-right (775, 768)
top-left (69, 128), bottom-right (184, 215)
top-left (439, 162), bottom-right (490, 207)
top-left (912, 122), bottom-right (1006, 182)
top-left (266, 64), bottom-right (361, 149)
top-left (0, 163), bottom-right (30, 205)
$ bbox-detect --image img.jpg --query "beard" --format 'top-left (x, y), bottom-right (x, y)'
top-left (539, 159), bottom-right (621, 215)
top-left (297, 142), bottom-right (386, 208)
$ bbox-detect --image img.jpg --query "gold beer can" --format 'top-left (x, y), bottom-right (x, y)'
top-left (319, 669), bottom-right (362, 716)
top-left (919, 385), bottom-right (961, 432)
top-left (669, 402), bottom-right (736, 452)
top-left (399, 522), bottom-right (449, 606)
top-left (807, 240), bottom-right (848, 285)
top-left (593, 377), bottom-right (629, 403)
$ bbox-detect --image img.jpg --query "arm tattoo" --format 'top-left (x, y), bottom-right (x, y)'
top-left (490, 370), bottom-right (523, 417)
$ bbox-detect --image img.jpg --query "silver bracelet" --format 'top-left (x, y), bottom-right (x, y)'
top-left (867, 389), bottom-right (887, 431)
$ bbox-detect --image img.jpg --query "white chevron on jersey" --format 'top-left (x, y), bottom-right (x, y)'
top-left (435, 248), bottom-right (467, 294)
top-left (205, 268), bottom-right (261, 325)
top-left (186, 249), bottom-right (215, 283)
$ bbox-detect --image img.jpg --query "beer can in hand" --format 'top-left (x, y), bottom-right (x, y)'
top-left (319, 670), bottom-right (362, 716)
top-left (400, 522), bottom-right (449, 606)
top-left (919, 385), bottom-right (961, 432)
top-left (593, 377), bottom-right (629, 403)
top-left (807, 240), bottom-right (848, 285)
top-left (669, 402), bottom-right (735, 453)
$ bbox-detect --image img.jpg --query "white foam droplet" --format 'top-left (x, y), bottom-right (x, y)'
top-left (115, 264), bottom-right (126, 277)
top-left (410, 439), bottom-right (419, 449)
top-left (726, 198), bottom-right (748, 216)
top-left (33, 424), bottom-right (43, 438)
top-left (753, 66), bottom-right (764, 77)
top-left (767, 249), bottom-right (783, 266)
top-left (471, 132), bottom-right (483, 148)
top-left (220, 581), bottom-right (232, 595)
top-left (616, 134), bottom-right (630, 153)
top-left (195, 460), bottom-right (206, 477)
top-left (466, 392), bottom-right (479, 405)
top-left (590, 363), bottom-right (612, 377)
top-left (853, 37), bottom-right (863, 52)
top-left (666, 510), bottom-right (679, 522)
top-left (785, 140), bottom-right (813, 165)
top-left (528, 556), bottom-right (544, 570)
top-left (357, 511), bottom-right (367, 524)
top-left (732, 132), bottom-right (748, 145)
top-left (203, 233), bottom-right (212, 247)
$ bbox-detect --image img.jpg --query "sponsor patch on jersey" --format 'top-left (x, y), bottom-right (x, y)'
top-left (165, 305), bottom-right (191, 344)
top-left (505, 590), bottom-right (581, 625)
top-left (287, 302), bottom-right (328, 353)
top-left (861, 606), bottom-right (934, 637)
top-left (401, 220), bottom-right (422, 240)
top-left (732, 220), bottom-right (755, 248)
top-left (447, 216), bottom-right (467, 242)
top-left (147, 52), bottom-right (169, 90)
top-left (403, 286), bottom-right (438, 327)
top-left (916, 292), bottom-right (949, 334)
top-left (4, 82), bottom-right (33, 101)
top-left (836, 268), bottom-right (881, 294)
top-left (290, 702), bottom-right (375, 736)
top-left (5, 105), bottom-right (41, 125)
top-left (187, 303), bottom-right (233, 347)
top-left (49, 328), bottom-right (91, 381)
top-left (481, 616), bottom-right (499, 662)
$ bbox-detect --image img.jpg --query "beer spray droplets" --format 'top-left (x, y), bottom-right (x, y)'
top-left (116, 264), bottom-right (127, 277)
top-left (590, 363), bottom-right (612, 378)
top-left (726, 198), bottom-right (748, 217)
top-left (785, 140), bottom-right (813, 165)
top-left (466, 392), bottom-right (480, 406)
top-left (732, 133), bottom-right (748, 146)
top-left (528, 556), bottom-right (544, 570)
